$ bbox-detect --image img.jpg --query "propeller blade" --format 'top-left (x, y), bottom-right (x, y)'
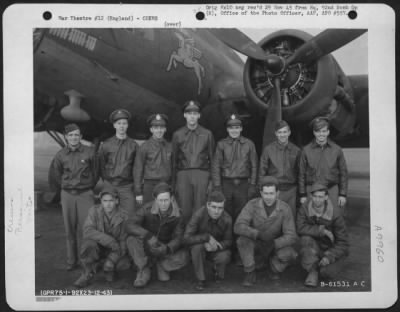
top-left (262, 78), bottom-right (282, 147)
top-left (209, 28), bottom-right (283, 72)
top-left (209, 29), bottom-right (267, 60)
top-left (287, 29), bottom-right (367, 65)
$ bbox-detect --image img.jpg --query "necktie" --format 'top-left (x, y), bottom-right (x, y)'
top-left (230, 139), bottom-right (239, 171)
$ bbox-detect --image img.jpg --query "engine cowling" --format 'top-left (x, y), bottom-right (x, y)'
top-left (243, 29), bottom-right (354, 126)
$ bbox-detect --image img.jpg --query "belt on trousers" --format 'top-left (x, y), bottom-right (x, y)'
top-left (222, 177), bottom-right (248, 186)
top-left (144, 178), bottom-right (171, 183)
top-left (307, 183), bottom-right (338, 189)
top-left (63, 188), bottom-right (91, 195)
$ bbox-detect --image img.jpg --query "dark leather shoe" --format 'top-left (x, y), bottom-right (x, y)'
top-left (267, 269), bottom-right (280, 280)
top-left (195, 280), bottom-right (206, 290)
top-left (212, 266), bottom-right (224, 283)
top-left (104, 271), bottom-right (115, 282)
top-left (304, 270), bottom-right (319, 287)
top-left (242, 271), bottom-right (256, 287)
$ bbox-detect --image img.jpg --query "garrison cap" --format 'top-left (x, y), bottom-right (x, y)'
top-left (147, 113), bottom-right (168, 127)
top-left (99, 186), bottom-right (119, 199)
top-left (259, 176), bottom-right (279, 189)
top-left (152, 182), bottom-right (172, 198)
top-left (225, 114), bottom-right (242, 127)
top-left (183, 100), bottom-right (201, 113)
top-left (275, 120), bottom-right (290, 132)
top-left (207, 190), bottom-right (226, 203)
top-left (109, 109), bottom-right (131, 123)
top-left (310, 182), bottom-right (328, 194)
top-left (64, 123), bottom-right (80, 134)
top-left (310, 116), bottom-right (330, 131)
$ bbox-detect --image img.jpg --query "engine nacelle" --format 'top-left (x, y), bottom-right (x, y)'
top-left (243, 29), bottom-right (357, 136)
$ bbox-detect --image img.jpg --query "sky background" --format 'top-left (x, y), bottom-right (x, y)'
top-left (239, 29), bottom-right (368, 75)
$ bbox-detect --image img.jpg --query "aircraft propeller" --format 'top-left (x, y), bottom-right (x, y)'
top-left (210, 28), bottom-right (367, 146)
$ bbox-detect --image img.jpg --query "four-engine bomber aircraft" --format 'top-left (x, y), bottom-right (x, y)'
top-left (34, 28), bottom-right (368, 151)
top-left (33, 28), bottom-right (371, 294)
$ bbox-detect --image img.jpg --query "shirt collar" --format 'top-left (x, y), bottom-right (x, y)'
top-left (185, 125), bottom-right (201, 135)
top-left (66, 143), bottom-right (83, 153)
top-left (307, 199), bottom-right (334, 220)
top-left (115, 133), bottom-right (128, 140)
top-left (226, 136), bottom-right (245, 144)
top-left (275, 140), bottom-right (289, 150)
top-left (150, 136), bottom-right (166, 144)
top-left (311, 139), bottom-right (332, 148)
top-left (100, 206), bottom-right (124, 226)
top-left (257, 198), bottom-right (282, 215)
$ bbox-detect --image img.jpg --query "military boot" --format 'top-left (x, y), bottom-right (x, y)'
top-left (104, 270), bottom-right (115, 282)
top-left (304, 269), bottom-right (319, 287)
top-left (74, 271), bottom-right (94, 288)
top-left (73, 263), bottom-right (94, 288)
top-left (242, 270), bottom-right (256, 287)
top-left (156, 262), bottom-right (170, 282)
top-left (133, 267), bottom-right (151, 288)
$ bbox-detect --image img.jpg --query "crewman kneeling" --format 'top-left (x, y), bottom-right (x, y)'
top-left (125, 182), bottom-right (188, 288)
top-left (234, 176), bottom-right (298, 286)
top-left (74, 187), bottom-right (129, 288)
top-left (184, 191), bottom-right (232, 290)
top-left (297, 183), bottom-right (349, 287)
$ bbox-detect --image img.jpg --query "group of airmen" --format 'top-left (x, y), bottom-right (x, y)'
top-left (49, 99), bottom-right (349, 291)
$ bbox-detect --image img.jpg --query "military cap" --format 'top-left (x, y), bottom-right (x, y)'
top-left (275, 120), bottom-right (290, 132)
top-left (310, 116), bottom-right (330, 131)
top-left (259, 176), bottom-right (279, 189)
top-left (207, 190), bottom-right (226, 203)
top-left (310, 182), bottom-right (328, 194)
top-left (99, 186), bottom-right (119, 199)
top-left (152, 182), bottom-right (172, 198)
top-left (147, 113), bottom-right (168, 127)
top-left (225, 114), bottom-right (242, 127)
top-left (64, 123), bottom-right (80, 134)
top-left (64, 123), bottom-right (81, 134)
top-left (182, 100), bottom-right (201, 113)
top-left (109, 109), bottom-right (131, 123)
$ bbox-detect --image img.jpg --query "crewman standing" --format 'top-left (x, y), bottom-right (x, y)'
top-left (49, 123), bottom-right (98, 270)
top-left (98, 109), bottom-right (138, 219)
top-left (258, 120), bottom-right (300, 218)
top-left (298, 117), bottom-right (348, 214)
top-left (172, 100), bottom-right (215, 222)
top-left (212, 114), bottom-right (258, 223)
top-left (134, 114), bottom-right (172, 206)
top-left (211, 114), bottom-right (257, 263)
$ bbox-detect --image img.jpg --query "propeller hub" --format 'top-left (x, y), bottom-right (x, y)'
top-left (265, 55), bottom-right (285, 76)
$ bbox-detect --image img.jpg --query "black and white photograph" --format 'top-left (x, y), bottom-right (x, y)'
top-left (4, 3), bottom-right (397, 310)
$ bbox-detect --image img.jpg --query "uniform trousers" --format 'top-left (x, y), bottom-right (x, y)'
top-left (61, 189), bottom-right (94, 266)
top-left (237, 236), bottom-right (297, 273)
top-left (190, 244), bottom-right (231, 281)
top-left (221, 179), bottom-right (249, 222)
top-left (176, 169), bottom-right (210, 222)
top-left (104, 181), bottom-right (135, 219)
top-left (299, 235), bottom-right (346, 278)
top-left (80, 239), bottom-right (130, 272)
top-left (126, 236), bottom-right (188, 272)
top-left (279, 186), bottom-right (297, 219)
